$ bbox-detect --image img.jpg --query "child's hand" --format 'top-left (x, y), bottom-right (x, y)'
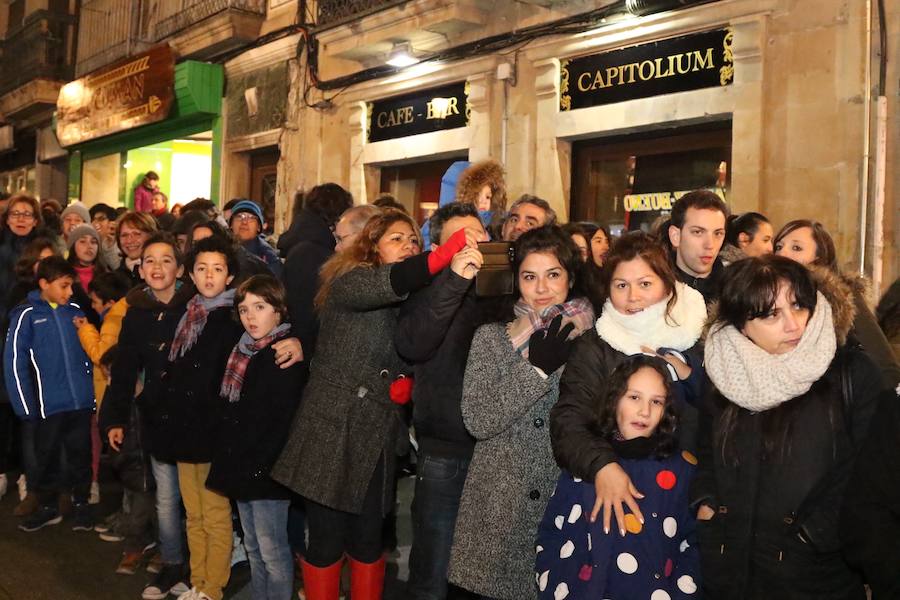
top-left (273, 338), bottom-right (303, 368)
top-left (697, 505), bottom-right (716, 521)
top-left (72, 316), bottom-right (87, 329)
top-left (108, 427), bottom-right (124, 451)
top-left (592, 463), bottom-right (645, 536)
top-left (641, 346), bottom-right (692, 380)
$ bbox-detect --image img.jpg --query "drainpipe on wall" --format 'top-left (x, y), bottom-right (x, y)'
top-left (858, 0), bottom-right (872, 277)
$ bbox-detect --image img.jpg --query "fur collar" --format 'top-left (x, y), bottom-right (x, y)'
top-left (703, 263), bottom-right (858, 347)
top-left (595, 282), bottom-right (707, 355)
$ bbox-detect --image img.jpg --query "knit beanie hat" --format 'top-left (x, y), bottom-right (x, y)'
top-left (229, 200), bottom-right (264, 226)
top-left (61, 203), bottom-right (90, 224)
top-left (67, 224), bottom-right (101, 249)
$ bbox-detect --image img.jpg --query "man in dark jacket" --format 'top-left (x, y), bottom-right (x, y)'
top-left (666, 189), bottom-right (729, 303)
top-left (395, 202), bottom-right (488, 600)
top-left (282, 183), bottom-right (353, 359)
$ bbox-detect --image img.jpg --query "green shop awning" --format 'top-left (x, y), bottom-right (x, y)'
top-left (70, 60), bottom-right (224, 160)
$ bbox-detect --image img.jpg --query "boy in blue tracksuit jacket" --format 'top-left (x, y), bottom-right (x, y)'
top-left (4, 256), bottom-right (95, 533)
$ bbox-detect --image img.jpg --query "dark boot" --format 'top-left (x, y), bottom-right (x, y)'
top-left (349, 555), bottom-right (385, 600)
top-left (301, 557), bottom-right (342, 600)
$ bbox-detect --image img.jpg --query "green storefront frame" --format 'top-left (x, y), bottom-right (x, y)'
top-left (66, 60), bottom-right (224, 205)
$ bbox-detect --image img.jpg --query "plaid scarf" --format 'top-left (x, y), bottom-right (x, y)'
top-left (220, 323), bottom-right (291, 403)
top-left (506, 297), bottom-right (594, 358)
top-left (168, 290), bottom-right (236, 361)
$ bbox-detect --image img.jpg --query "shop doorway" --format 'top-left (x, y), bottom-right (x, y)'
top-left (81, 133), bottom-right (213, 210)
top-left (379, 157), bottom-right (459, 225)
top-left (250, 148), bottom-right (279, 235)
top-left (571, 123), bottom-right (732, 234)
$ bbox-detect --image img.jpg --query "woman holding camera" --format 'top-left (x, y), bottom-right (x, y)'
top-left (447, 226), bottom-right (594, 600)
top-left (692, 255), bottom-right (884, 598)
top-left (271, 209), bottom-right (472, 600)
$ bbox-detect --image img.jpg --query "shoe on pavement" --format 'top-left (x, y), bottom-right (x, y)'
top-left (176, 588), bottom-right (212, 600)
top-left (13, 494), bottom-right (38, 517)
top-left (141, 564), bottom-right (188, 600)
top-left (72, 503), bottom-right (94, 532)
top-left (19, 505), bottom-right (63, 532)
top-left (99, 529), bottom-right (126, 542)
top-left (89, 481), bottom-right (100, 505)
top-left (116, 550), bottom-right (144, 575)
top-left (16, 474), bottom-right (26, 501)
top-left (0, 473), bottom-right (7, 500)
top-left (94, 511), bottom-right (121, 533)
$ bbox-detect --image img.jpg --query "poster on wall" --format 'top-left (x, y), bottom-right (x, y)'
top-left (367, 82), bottom-right (470, 143)
top-left (56, 45), bottom-right (176, 147)
top-left (560, 28), bottom-right (733, 112)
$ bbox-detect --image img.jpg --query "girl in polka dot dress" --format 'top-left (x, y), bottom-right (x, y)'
top-left (536, 355), bottom-right (700, 600)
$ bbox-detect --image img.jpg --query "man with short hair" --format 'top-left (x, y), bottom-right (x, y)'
top-left (395, 202), bottom-right (488, 600)
top-left (90, 203), bottom-right (121, 270)
top-left (667, 189), bottom-right (729, 302)
top-left (501, 194), bottom-right (557, 241)
top-left (334, 205), bottom-right (381, 253)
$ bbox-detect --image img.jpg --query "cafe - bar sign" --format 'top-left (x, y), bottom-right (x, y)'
top-left (560, 28), bottom-right (733, 112)
top-left (56, 45), bottom-right (176, 147)
top-left (367, 82), bottom-right (469, 143)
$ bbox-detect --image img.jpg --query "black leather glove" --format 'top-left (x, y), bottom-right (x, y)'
top-left (527, 314), bottom-right (576, 374)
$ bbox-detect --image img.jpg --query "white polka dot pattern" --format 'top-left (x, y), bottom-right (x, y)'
top-left (650, 590), bottom-right (671, 600)
top-left (663, 517), bottom-right (677, 538)
top-left (568, 504), bottom-right (582, 523)
top-left (560, 540), bottom-right (575, 559)
top-left (538, 570), bottom-right (549, 591)
top-left (616, 552), bottom-right (638, 574)
top-left (677, 575), bottom-right (698, 594)
top-left (554, 582), bottom-right (570, 600)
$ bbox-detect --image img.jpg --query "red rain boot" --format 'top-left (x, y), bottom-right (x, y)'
top-left (349, 555), bottom-right (386, 600)
top-left (300, 557), bottom-right (342, 600)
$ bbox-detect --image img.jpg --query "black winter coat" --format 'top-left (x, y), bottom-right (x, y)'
top-left (157, 306), bottom-right (243, 463)
top-left (691, 343), bottom-right (883, 600)
top-left (206, 346), bottom-right (308, 501)
top-left (395, 269), bottom-right (481, 460)
top-left (114, 261), bottom-right (144, 289)
top-left (675, 257), bottom-right (726, 304)
top-left (550, 330), bottom-right (703, 480)
top-left (99, 283), bottom-right (195, 459)
top-left (282, 210), bottom-right (336, 359)
top-left (841, 386), bottom-right (900, 599)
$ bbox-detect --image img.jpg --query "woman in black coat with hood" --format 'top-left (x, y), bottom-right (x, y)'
top-left (693, 255), bottom-right (886, 599)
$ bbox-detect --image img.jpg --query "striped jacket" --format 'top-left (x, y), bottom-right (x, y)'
top-left (4, 290), bottom-right (94, 420)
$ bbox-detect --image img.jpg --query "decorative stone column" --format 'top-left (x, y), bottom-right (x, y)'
top-left (466, 72), bottom-right (492, 162)
top-left (348, 100), bottom-right (370, 204)
top-left (533, 57), bottom-right (570, 220)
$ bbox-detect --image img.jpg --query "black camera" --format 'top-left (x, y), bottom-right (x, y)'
top-left (475, 241), bottom-right (515, 297)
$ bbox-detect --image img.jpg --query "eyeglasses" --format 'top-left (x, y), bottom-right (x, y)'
top-left (234, 213), bottom-right (259, 223)
top-left (8, 210), bottom-right (35, 220)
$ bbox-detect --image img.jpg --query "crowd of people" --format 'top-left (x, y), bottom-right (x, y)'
top-left (0, 157), bottom-right (899, 600)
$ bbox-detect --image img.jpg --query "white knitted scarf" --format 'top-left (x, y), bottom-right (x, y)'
top-left (595, 281), bottom-right (707, 356)
top-left (704, 291), bottom-right (836, 412)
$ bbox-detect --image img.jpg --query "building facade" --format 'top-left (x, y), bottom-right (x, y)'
top-left (291, 0), bottom-right (899, 290)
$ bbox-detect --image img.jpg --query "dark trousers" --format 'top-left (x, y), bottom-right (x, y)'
top-left (406, 453), bottom-right (470, 600)
top-left (287, 495), bottom-right (307, 555)
top-left (29, 408), bottom-right (92, 506)
top-left (304, 455), bottom-right (385, 566)
top-left (121, 489), bottom-right (157, 552)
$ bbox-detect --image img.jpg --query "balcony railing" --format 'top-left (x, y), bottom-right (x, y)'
top-left (0, 11), bottom-right (76, 97)
top-left (316, 0), bottom-right (406, 29)
top-left (151, 0), bottom-right (266, 42)
top-left (75, 0), bottom-right (145, 77)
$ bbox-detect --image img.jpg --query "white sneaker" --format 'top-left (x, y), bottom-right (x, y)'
top-left (0, 474), bottom-right (7, 500)
top-left (175, 587), bottom-right (197, 600)
top-left (16, 474), bottom-right (26, 501)
top-left (89, 481), bottom-right (100, 505)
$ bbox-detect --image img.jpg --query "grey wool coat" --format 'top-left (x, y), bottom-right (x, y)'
top-left (448, 322), bottom-right (563, 600)
top-left (270, 265), bottom-right (409, 515)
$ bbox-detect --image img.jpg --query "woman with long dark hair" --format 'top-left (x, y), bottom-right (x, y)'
top-left (271, 209), bottom-right (473, 600)
top-left (693, 255), bottom-right (885, 598)
top-left (774, 219), bottom-right (899, 385)
top-left (448, 226), bottom-right (595, 599)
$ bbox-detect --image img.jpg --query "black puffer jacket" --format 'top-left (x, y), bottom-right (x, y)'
top-left (156, 306), bottom-right (243, 464)
top-left (207, 345), bottom-right (308, 501)
top-left (691, 271), bottom-right (885, 599)
top-left (99, 282), bottom-right (195, 459)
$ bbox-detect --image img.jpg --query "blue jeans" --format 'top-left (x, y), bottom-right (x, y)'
top-left (237, 500), bottom-right (293, 600)
top-left (151, 456), bottom-right (185, 565)
top-left (407, 454), bottom-right (470, 600)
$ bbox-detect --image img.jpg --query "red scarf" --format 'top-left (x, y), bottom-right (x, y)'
top-left (220, 323), bottom-right (291, 402)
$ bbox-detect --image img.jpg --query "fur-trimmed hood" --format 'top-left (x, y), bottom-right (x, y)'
top-left (718, 243), bottom-right (747, 267)
top-left (455, 159), bottom-right (507, 213)
top-left (703, 264), bottom-right (857, 346)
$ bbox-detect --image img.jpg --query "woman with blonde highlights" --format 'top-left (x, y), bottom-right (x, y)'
top-left (272, 209), bottom-right (476, 600)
